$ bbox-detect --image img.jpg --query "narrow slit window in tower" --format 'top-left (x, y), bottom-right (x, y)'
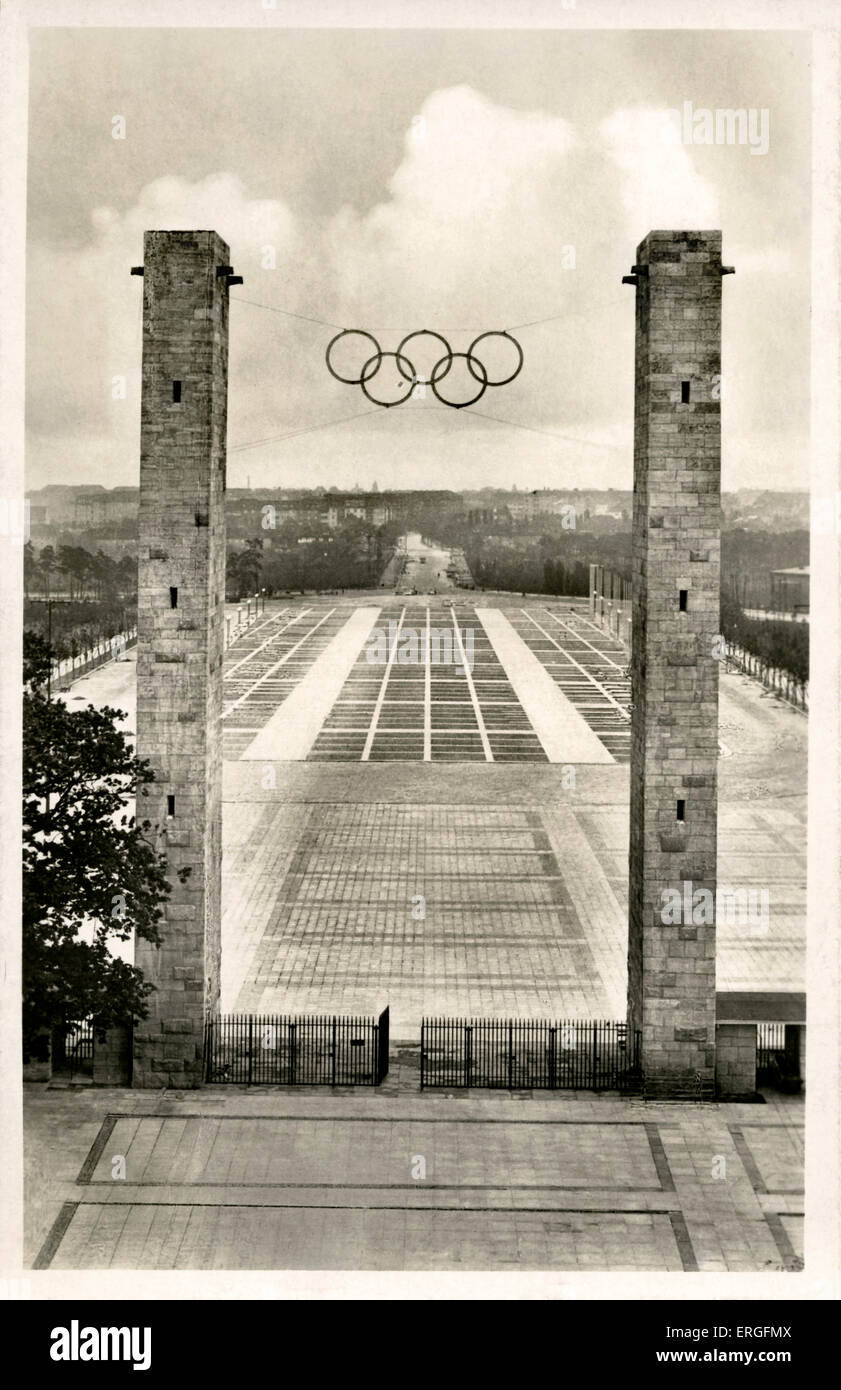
top-left (681, 380), bottom-right (690, 403)
top-left (679, 589), bottom-right (688, 612)
top-left (676, 799), bottom-right (686, 823)
top-left (167, 795), bottom-right (176, 818)
top-left (172, 380), bottom-right (182, 403)
top-left (169, 586), bottom-right (178, 609)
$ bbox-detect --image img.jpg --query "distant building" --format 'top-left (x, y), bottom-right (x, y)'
top-left (770, 567), bottom-right (809, 612)
top-left (74, 488), bottom-right (138, 528)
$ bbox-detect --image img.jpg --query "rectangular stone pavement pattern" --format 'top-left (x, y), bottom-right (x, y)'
top-left (48, 1206), bottom-right (687, 1271)
top-left (477, 608), bottom-right (614, 763)
top-left (222, 802), bottom-right (624, 1030)
top-left (28, 1098), bottom-right (803, 1273)
top-left (83, 1116), bottom-right (662, 1188)
top-left (240, 607), bottom-right (382, 761)
top-left (223, 597), bottom-right (632, 766)
top-left (220, 759), bottom-right (804, 1029)
top-left (215, 597), bottom-right (804, 1026)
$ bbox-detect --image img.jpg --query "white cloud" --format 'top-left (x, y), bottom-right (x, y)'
top-left (600, 108), bottom-right (720, 232)
top-left (326, 85), bottom-right (577, 326)
top-left (25, 87), bottom-right (805, 492)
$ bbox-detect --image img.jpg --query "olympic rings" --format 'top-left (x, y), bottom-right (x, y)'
top-left (466, 331), bottom-right (524, 386)
top-left (431, 351), bottom-right (487, 409)
top-left (325, 327), bottom-right (523, 408)
top-left (325, 329), bottom-right (382, 385)
top-left (395, 330), bottom-right (453, 384)
top-left (359, 351), bottom-right (416, 409)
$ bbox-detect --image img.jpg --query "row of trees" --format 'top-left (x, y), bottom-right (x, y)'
top-left (465, 531), bottom-right (808, 684)
top-left (24, 543), bottom-right (138, 664)
top-left (720, 593), bottom-right (809, 685)
top-left (464, 530), bottom-right (629, 597)
top-left (24, 542), bottom-right (137, 603)
top-left (24, 599), bottom-right (135, 665)
top-left (226, 518), bottom-right (399, 598)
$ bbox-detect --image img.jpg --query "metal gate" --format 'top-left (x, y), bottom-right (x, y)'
top-left (757, 1022), bottom-right (801, 1089)
top-left (205, 1008), bottom-right (390, 1086)
top-left (420, 1017), bottom-right (640, 1091)
top-left (51, 1020), bottom-right (95, 1079)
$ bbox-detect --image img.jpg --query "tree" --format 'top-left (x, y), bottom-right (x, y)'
top-left (226, 540), bottom-right (263, 600)
top-left (24, 541), bottom-right (37, 600)
top-left (22, 631), bottom-right (176, 1053)
top-left (38, 545), bottom-right (56, 598)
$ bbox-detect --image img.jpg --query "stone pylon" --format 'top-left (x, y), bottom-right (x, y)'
top-left (132, 231), bottom-right (238, 1088)
top-left (625, 231), bottom-right (733, 1099)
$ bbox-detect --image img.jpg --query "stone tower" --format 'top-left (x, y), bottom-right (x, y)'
top-left (133, 230), bottom-right (237, 1088)
top-left (625, 230), bottom-right (732, 1099)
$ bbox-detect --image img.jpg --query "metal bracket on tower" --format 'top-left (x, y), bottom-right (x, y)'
top-left (217, 265), bottom-right (243, 287)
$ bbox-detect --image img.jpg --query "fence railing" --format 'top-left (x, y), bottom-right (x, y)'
top-left (51, 628), bottom-right (138, 691)
top-left (756, 1021), bottom-right (802, 1091)
top-left (205, 1009), bottom-right (389, 1086)
top-left (420, 1017), bottom-right (640, 1092)
top-left (756, 1022), bottom-right (786, 1078)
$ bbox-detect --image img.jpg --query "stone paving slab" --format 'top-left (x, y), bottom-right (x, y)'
top-left (26, 1086), bottom-right (804, 1274)
top-left (82, 1115), bottom-right (662, 1189)
top-left (46, 1205), bottom-right (687, 1271)
top-left (221, 769), bottom-right (805, 1022)
top-left (477, 608), bottom-right (614, 763)
top-left (223, 801), bottom-right (622, 1028)
top-left (241, 607), bottom-right (382, 761)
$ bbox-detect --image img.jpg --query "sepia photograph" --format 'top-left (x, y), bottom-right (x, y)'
top-left (1, 0), bottom-right (839, 1334)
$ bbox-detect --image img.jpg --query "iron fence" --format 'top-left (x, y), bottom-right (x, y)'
top-left (205, 1009), bottom-right (389, 1086)
top-left (420, 1017), bottom-right (640, 1091)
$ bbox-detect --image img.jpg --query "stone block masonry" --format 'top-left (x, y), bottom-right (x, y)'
top-left (715, 1024), bottom-right (757, 1100)
top-left (626, 231), bottom-right (732, 1099)
top-left (133, 231), bottom-right (234, 1088)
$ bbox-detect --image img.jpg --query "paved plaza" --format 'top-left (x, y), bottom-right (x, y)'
top-left (216, 593), bottom-right (805, 1031)
top-left (33, 572), bottom-right (807, 1271)
top-left (26, 1080), bottom-right (803, 1272)
top-left (72, 593), bottom-right (635, 765)
top-left (58, 588), bottom-right (806, 1033)
top-left (221, 596), bottom-right (631, 764)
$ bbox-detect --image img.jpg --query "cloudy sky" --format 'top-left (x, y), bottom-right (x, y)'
top-left (25, 27), bottom-right (810, 493)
